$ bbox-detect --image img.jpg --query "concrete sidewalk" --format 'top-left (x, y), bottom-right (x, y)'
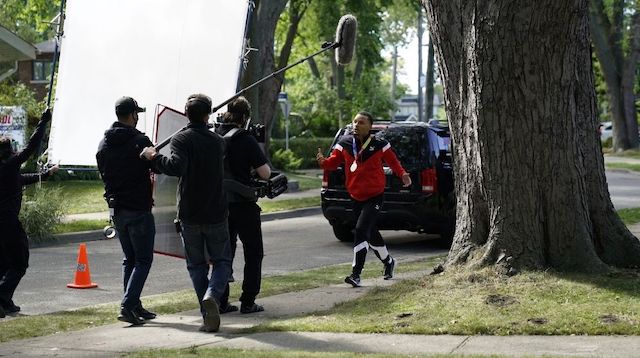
top-left (3, 266), bottom-right (640, 357)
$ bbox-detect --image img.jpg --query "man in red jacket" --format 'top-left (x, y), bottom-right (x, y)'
top-left (317, 111), bottom-right (411, 287)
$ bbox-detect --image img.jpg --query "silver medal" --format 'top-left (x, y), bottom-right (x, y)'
top-left (350, 162), bottom-right (358, 172)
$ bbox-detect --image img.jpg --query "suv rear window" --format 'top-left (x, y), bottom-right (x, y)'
top-left (375, 125), bottom-right (429, 171)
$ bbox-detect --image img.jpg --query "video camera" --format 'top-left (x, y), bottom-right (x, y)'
top-left (215, 113), bottom-right (266, 143)
top-left (253, 171), bottom-right (288, 199)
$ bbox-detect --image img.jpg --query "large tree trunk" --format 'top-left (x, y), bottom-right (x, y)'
top-left (241, 0), bottom-right (288, 152)
top-left (422, 0), bottom-right (640, 272)
top-left (588, 0), bottom-right (640, 151)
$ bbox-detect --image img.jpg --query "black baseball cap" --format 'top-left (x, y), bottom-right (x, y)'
top-left (115, 96), bottom-right (145, 115)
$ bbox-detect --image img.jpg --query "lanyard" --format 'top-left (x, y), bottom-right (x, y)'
top-left (352, 135), bottom-right (372, 163)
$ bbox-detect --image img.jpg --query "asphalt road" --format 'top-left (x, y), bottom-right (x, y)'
top-left (10, 169), bottom-right (640, 316)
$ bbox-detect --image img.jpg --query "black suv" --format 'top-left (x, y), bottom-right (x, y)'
top-left (321, 120), bottom-right (455, 242)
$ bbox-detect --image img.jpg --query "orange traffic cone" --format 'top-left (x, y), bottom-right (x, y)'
top-left (67, 243), bottom-right (98, 289)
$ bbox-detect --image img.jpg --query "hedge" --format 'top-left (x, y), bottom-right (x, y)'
top-left (270, 137), bottom-right (335, 169)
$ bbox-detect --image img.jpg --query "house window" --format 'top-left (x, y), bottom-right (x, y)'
top-left (32, 60), bottom-right (53, 82)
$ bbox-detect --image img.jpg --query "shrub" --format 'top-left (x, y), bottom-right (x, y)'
top-left (19, 186), bottom-right (66, 243)
top-left (270, 137), bottom-right (335, 169)
top-left (271, 149), bottom-right (303, 171)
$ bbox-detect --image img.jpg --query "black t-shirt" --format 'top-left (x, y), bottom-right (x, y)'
top-left (224, 129), bottom-right (268, 186)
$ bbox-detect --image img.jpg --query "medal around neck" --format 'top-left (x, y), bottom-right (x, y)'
top-left (350, 161), bottom-right (358, 172)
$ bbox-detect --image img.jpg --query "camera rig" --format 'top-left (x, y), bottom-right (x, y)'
top-left (253, 171), bottom-right (288, 199)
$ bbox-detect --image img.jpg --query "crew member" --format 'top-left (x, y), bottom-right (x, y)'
top-left (215, 96), bottom-right (270, 314)
top-left (316, 111), bottom-right (411, 287)
top-left (141, 94), bottom-right (232, 333)
top-left (96, 96), bottom-right (157, 326)
top-left (0, 109), bottom-right (58, 318)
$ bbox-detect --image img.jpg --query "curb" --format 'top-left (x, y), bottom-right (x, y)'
top-left (37, 206), bottom-right (322, 248)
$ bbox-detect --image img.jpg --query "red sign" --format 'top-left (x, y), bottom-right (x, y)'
top-left (0, 114), bottom-right (12, 125)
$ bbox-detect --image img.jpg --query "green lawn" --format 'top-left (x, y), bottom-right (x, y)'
top-left (286, 171), bottom-right (322, 191)
top-left (25, 180), bottom-right (106, 214)
top-left (255, 267), bottom-right (640, 336)
top-left (53, 219), bottom-right (110, 234)
top-left (605, 162), bottom-right (640, 172)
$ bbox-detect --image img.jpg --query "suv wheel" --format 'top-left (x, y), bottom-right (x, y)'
top-left (332, 223), bottom-right (354, 242)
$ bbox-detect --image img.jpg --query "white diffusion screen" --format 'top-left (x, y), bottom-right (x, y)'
top-left (48, 0), bottom-right (248, 166)
top-left (153, 106), bottom-right (187, 258)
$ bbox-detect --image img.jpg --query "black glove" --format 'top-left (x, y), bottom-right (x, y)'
top-left (41, 108), bottom-right (52, 122)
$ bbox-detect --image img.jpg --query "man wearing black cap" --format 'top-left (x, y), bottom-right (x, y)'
top-left (96, 96), bottom-right (157, 326)
top-left (141, 93), bottom-right (232, 333)
top-left (0, 109), bottom-right (58, 318)
top-left (216, 96), bottom-right (270, 314)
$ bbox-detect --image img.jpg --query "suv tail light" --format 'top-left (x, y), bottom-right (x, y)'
top-left (322, 170), bottom-right (329, 188)
top-left (420, 168), bottom-right (438, 193)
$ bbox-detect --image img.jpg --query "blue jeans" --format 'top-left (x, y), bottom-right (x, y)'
top-left (113, 209), bottom-right (155, 310)
top-left (180, 220), bottom-right (232, 316)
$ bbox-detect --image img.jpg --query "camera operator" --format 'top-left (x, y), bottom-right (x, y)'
top-left (96, 96), bottom-right (157, 326)
top-left (215, 96), bottom-right (270, 314)
top-left (0, 109), bottom-right (58, 318)
top-left (140, 93), bottom-right (232, 333)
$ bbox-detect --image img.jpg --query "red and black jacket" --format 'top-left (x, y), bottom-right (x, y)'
top-left (321, 133), bottom-right (406, 202)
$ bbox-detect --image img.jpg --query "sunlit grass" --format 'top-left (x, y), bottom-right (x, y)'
top-left (255, 267), bottom-right (640, 336)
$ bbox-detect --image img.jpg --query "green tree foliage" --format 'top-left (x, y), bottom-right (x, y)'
top-left (0, 0), bottom-right (60, 43)
top-left (274, 0), bottom-right (418, 137)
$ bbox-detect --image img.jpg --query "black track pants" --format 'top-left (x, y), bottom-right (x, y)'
top-left (351, 194), bottom-right (392, 276)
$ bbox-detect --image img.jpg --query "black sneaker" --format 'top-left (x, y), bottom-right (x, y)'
top-left (344, 274), bottom-right (361, 287)
top-left (201, 296), bottom-right (220, 332)
top-left (118, 308), bottom-right (145, 325)
top-left (134, 305), bottom-right (156, 320)
top-left (219, 303), bottom-right (239, 314)
top-left (240, 303), bottom-right (264, 314)
top-left (2, 300), bottom-right (20, 314)
top-left (384, 257), bottom-right (396, 280)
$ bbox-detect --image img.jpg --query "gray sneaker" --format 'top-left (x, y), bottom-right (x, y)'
top-left (383, 257), bottom-right (396, 280)
top-left (201, 296), bottom-right (220, 332)
top-left (344, 274), bottom-right (361, 287)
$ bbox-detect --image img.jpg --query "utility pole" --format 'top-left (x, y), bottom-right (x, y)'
top-left (390, 45), bottom-right (398, 121)
top-left (417, 10), bottom-right (424, 122)
top-left (425, 35), bottom-right (435, 121)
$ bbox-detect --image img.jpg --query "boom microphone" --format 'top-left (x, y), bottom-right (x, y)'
top-left (335, 14), bottom-right (357, 65)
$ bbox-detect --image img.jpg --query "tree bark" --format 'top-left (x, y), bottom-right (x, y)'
top-left (422, 0), bottom-right (640, 272)
top-left (588, 0), bottom-right (640, 151)
top-left (241, 0), bottom-right (288, 152)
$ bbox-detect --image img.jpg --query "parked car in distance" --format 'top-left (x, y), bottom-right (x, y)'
top-left (321, 120), bottom-right (455, 244)
top-left (599, 121), bottom-right (612, 143)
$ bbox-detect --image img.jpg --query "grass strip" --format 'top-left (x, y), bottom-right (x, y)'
top-left (286, 172), bottom-right (322, 191)
top-left (256, 267), bottom-right (640, 336)
top-left (0, 257), bottom-right (439, 343)
top-left (52, 197), bottom-right (321, 234)
top-left (53, 219), bottom-right (110, 234)
top-left (606, 162), bottom-right (640, 172)
top-left (618, 207), bottom-right (640, 226)
top-left (125, 347), bottom-right (526, 358)
top-left (259, 196), bottom-right (320, 213)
